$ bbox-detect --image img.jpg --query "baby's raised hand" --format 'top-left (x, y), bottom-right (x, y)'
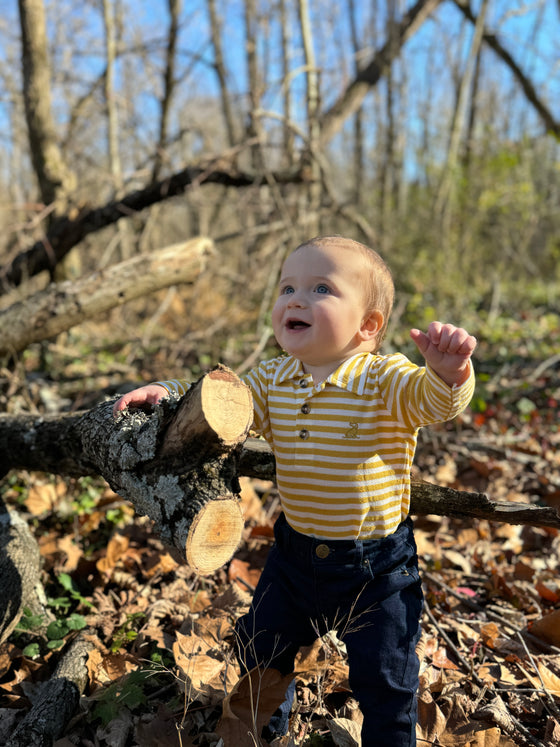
top-left (113, 384), bottom-right (168, 416)
top-left (410, 322), bottom-right (476, 386)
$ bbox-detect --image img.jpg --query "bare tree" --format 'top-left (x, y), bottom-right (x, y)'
top-left (152, 0), bottom-right (182, 181)
top-left (434, 0), bottom-right (489, 227)
top-left (207, 0), bottom-right (237, 149)
top-left (17, 0), bottom-right (76, 216)
top-left (297, 0), bottom-right (321, 236)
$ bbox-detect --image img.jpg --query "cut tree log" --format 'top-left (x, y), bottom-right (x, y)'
top-left (86, 364), bottom-right (253, 574)
top-left (0, 365), bottom-right (253, 576)
top-left (0, 236), bottom-right (213, 357)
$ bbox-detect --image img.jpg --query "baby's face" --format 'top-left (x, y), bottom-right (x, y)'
top-left (272, 242), bottom-right (379, 378)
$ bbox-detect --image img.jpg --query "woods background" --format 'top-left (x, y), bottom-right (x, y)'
top-left (0, 1), bottom-right (559, 746)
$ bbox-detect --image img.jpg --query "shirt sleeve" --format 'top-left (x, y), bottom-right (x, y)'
top-left (155, 379), bottom-right (190, 396)
top-left (377, 354), bottom-right (475, 430)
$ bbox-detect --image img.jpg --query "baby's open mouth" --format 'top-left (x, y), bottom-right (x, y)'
top-left (287, 320), bottom-right (310, 330)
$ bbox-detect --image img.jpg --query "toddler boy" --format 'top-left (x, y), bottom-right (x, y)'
top-left (114, 236), bottom-right (476, 745)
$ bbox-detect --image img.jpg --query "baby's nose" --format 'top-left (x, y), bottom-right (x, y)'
top-left (287, 291), bottom-right (305, 307)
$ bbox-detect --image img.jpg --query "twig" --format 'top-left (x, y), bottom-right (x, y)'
top-left (515, 632), bottom-right (560, 722)
top-left (424, 573), bottom-right (560, 654)
top-left (423, 601), bottom-right (485, 687)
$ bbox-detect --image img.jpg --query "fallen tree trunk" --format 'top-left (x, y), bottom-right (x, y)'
top-left (5, 633), bottom-right (95, 747)
top-left (0, 502), bottom-right (53, 645)
top-left (1, 365), bottom-right (253, 574)
top-left (0, 237), bottom-right (212, 357)
top-left (1, 394), bottom-right (559, 533)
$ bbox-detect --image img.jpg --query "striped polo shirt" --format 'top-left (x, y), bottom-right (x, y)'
top-left (159, 351), bottom-right (474, 540)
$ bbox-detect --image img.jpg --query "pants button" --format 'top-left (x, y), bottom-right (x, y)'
top-left (315, 544), bottom-right (330, 558)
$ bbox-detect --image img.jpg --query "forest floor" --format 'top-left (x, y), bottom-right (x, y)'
top-left (0, 349), bottom-right (559, 747)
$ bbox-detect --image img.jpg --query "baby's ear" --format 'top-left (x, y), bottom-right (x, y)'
top-left (359, 310), bottom-right (383, 342)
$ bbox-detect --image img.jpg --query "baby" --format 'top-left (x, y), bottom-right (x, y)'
top-left (114, 236), bottom-right (476, 745)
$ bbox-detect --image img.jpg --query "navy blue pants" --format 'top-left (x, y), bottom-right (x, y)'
top-left (235, 513), bottom-right (423, 746)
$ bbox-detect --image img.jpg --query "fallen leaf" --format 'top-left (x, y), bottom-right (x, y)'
top-left (530, 609), bottom-right (560, 647)
top-left (480, 622), bottom-right (501, 649)
top-left (327, 716), bottom-right (361, 746)
top-left (97, 533), bottom-right (130, 576)
top-left (216, 667), bottom-right (293, 747)
top-left (228, 557), bottom-right (262, 591)
top-left (535, 581), bottom-right (560, 604)
top-left (25, 482), bottom-right (57, 514)
top-left (527, 662), bottom-right (560, 699)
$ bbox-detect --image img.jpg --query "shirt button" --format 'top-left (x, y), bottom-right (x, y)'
top-left (299, 429), bottom-right (309, 440)
top-left (300, 403), bottom-right (310, 414)
top-left (299, 379), bottom-right (307, 388)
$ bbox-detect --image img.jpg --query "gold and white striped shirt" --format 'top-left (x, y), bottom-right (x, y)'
top-left (159, 351), bottom-right (474, 540)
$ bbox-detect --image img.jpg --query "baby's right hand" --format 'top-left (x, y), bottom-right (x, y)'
top-left (113, 384), bottom-right (168, 416)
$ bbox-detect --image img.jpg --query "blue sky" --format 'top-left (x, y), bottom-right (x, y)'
top-left (0, 0), bottom-right (558, 185)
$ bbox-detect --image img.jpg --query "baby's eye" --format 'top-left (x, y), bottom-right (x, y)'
top-left (281, 285), bottom-right (295, 295)
top-left (315, 284), bottom-right (330, 294)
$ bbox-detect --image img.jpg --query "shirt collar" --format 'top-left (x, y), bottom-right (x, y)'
top-left (273, 352), bottom-right (375, 395)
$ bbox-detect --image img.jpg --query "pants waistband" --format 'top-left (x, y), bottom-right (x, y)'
top-left (273, 512), bottom-right (415, 566)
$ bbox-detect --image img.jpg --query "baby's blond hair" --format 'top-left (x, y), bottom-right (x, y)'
top-left (294, 236), bottom-right (395, 350)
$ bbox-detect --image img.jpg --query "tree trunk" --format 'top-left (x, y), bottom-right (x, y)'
top-left (207, 0), bottom-right (237, 149)
top-left (0, 503), bottom-right (52, 644)
top-left (1, 402), bottom-right (559, 534)
top-left (18, 0), bottom-right (76, 214)
top-left (0, 237), bottom-right (212, 356)
top-left (1, 365), bottom-right (253, 574)
top-left (5, 633), bottom-right (95, 747)
top-left (151, 0), bottom-right (181, 182)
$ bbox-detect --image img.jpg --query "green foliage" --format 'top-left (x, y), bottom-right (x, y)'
top-left (304, 732), bottom-right (335, 746)
top-left (15, 608), bottom-right (45, 633)
top-left (14, 606), bottom-right (87, 656)
top-left (45, 614), bottom-right (87, 650)
top-left (13, 572), bottom-right (92, 658)
top-left (72, 476), bottom-right (103, 514)
top-left (50, 572), bottom-right (95, 611)
top-left (91, 669), bottom-right (151, 726)
top-left (110, 612), bottom-right (146, 653)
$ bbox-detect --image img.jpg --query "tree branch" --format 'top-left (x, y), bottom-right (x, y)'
top-left (0, 237), bottom-right (212, 356)
top-left (453, 0), bottom-right (559, 137)
top-left (0, 163), bottom-right (303, 293)
top-left (319, 0), bottom-right (443, 145)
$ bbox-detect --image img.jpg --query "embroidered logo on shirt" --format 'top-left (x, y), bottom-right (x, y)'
top-left (343, 422), bottom-right (360, 439)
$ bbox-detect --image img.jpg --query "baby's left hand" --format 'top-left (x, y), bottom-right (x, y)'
top-left (410, 322), bottom-right (477, 386)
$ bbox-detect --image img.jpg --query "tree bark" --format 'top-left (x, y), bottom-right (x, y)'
top-left (0, 237), bottom-right (213, 357)
top-left (18, 0), bottom-right (76, 214)
top-left (1, 409), bottom-right (559, 532)
top-left (1, 366), bottom-right (253, 573)
top-left (5, 633), bottom-right (95, 747)
top-left (0, 502), bottom-right (52, 644)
